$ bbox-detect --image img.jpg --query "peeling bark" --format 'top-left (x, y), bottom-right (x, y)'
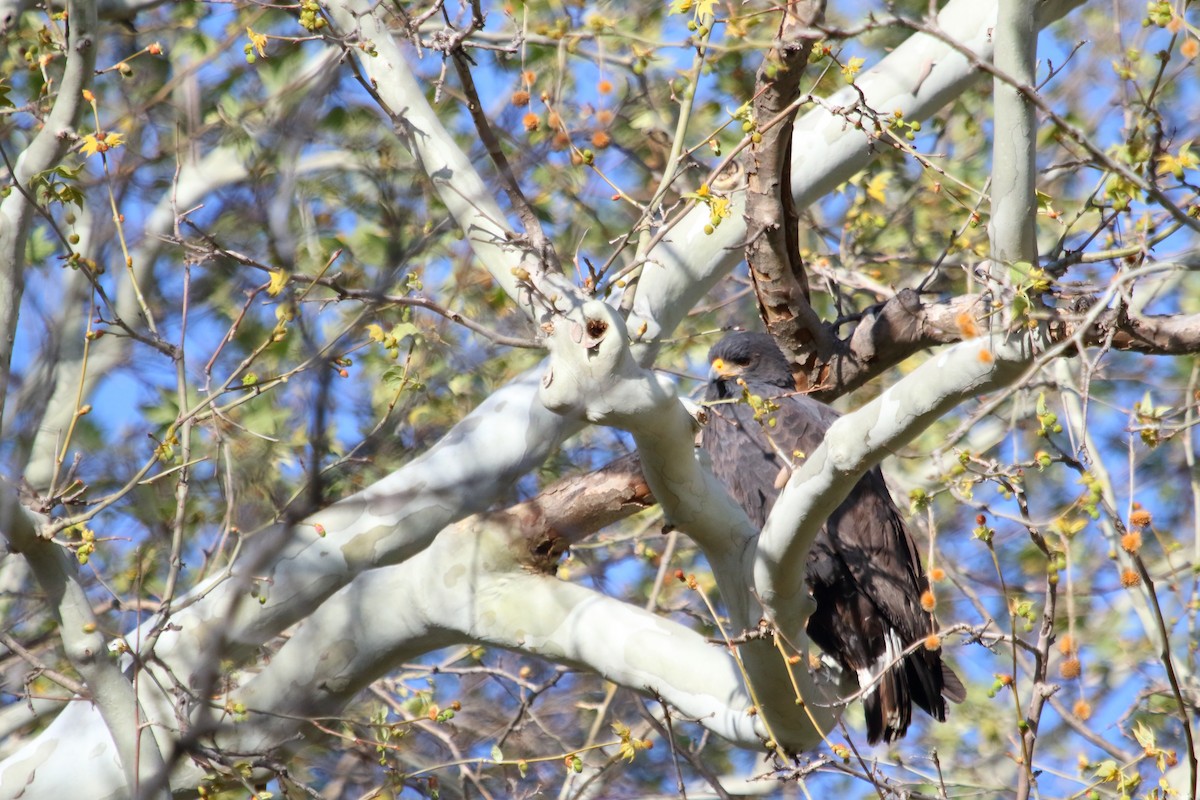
top-left (506, 451), bottom-right (654, 568)
top-left (742, 0), bottom-right (832, 390)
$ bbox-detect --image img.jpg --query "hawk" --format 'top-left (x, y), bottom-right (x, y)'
top-left (701, 331), bottom-right (964, 743)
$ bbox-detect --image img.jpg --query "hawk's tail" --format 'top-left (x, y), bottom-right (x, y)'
top-left (862, 629), bottom-right (966, 744)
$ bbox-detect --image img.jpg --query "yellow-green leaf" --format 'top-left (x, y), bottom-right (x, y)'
top-left (267, 268), bottom-right (289, 296)
top-left (246, 26), bottom-right (268, 57)
top-left (866, 171), bottom-right (892, 204)
top-left (841, 56), bottom-right (865, 83)
top-left (1156, 142), bottom-right (1197, 178)
top-left (1133, 720), bottom-right (1156, 750)
top-left (709, 195), bottom-right (731, 220)
top-left (80, 132), bottom-right (124, 158)
top-left (1050, 514), bottom-right (1088, 538)
top-left (1094, 760), bottom-right (1119, 782)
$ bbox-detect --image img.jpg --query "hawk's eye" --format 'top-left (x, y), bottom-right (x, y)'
top-left (730, 355), bottom-right (751, 366)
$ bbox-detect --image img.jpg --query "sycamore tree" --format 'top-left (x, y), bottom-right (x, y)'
top-left (1, 0), bottom-right (1199, 797)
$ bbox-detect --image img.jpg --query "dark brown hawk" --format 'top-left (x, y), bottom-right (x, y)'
top-left (702, 332), bottom-right (964, 743)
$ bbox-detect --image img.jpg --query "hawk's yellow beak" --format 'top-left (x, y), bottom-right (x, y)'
top-left (709, 357), bottom-right (739, 381)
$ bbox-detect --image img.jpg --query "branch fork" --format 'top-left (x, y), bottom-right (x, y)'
top-left (539, 301), bottom-right (676, 428)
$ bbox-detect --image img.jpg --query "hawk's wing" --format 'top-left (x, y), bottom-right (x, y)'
top-left (700, 387), bottom-right (837, 530)
top-left (700, 384), bottom-right (964, 742)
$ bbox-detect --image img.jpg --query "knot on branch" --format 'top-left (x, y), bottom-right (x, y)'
top-left (846, 287), bottom-right (925, 360)
top-left (528, 532), bottom-right (569, 574)
top-left (538, 301), bottom-right (675, 428)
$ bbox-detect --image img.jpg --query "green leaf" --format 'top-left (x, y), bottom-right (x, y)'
top-left (1133, 720), bottom-right (1156, 750)
top-left (389, 322), bottom-right (419, 343)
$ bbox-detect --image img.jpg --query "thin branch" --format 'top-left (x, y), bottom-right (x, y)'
top-left (1130, 551), bottom-right (1198, 800)
top-left (0, 631), bottom-right (89, 698)
top-left (450, 42), bottom-right (563, 277)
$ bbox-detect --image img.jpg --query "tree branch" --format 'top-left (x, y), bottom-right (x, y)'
top-left (0, 492), bottom-right (171, 797)
top-left (742, 0), bottom-right (833, 389)
top-left (804, 286), bottom-right (1200, 402)
top-left (1087, 306), bottom-right (1200, 354)
top-left (196, 512), bottom-right (772, 774)
top-left (506, 451), bottom-right (654, 564)
top-left (990, 0), bottom-right (1040, 273)
top-left (0, 0), bottom-right (97, 433)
